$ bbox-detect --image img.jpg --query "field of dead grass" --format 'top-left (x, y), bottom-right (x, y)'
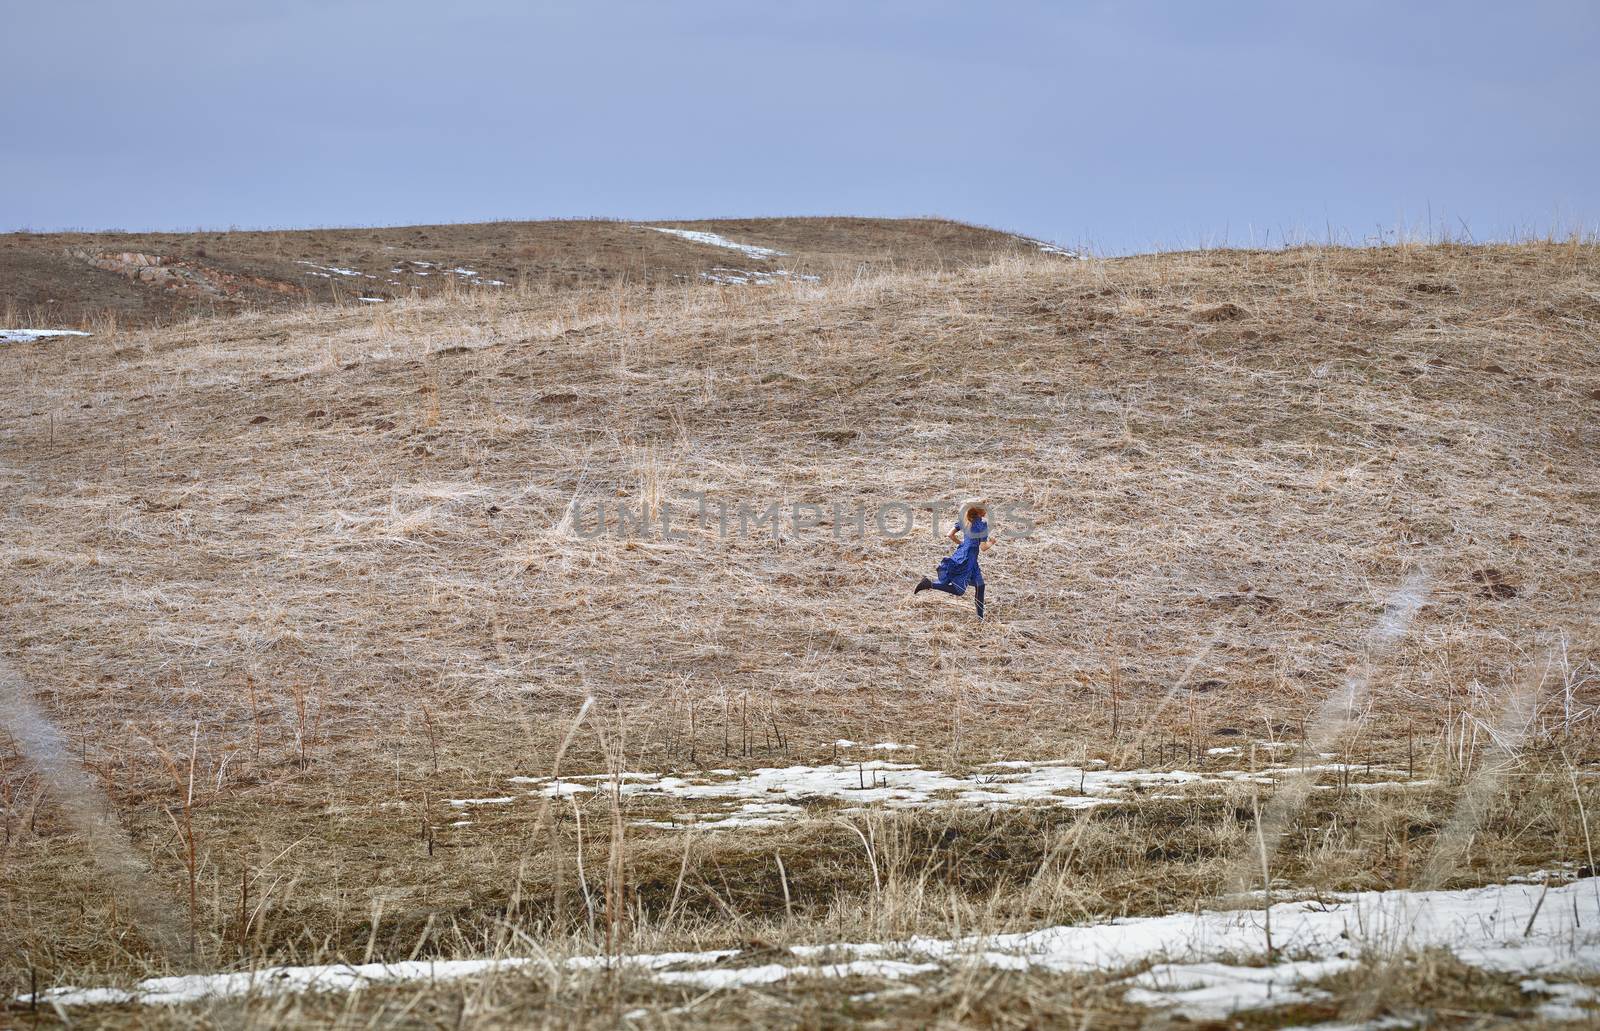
top-left (2, 240), bottom-right (1598, 1026)
top-left (0, 216), bottom-right (1049, 329)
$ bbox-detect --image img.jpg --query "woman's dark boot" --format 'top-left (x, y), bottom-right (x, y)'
top-left (914, 577), bottom-right (932, 594)
top-left (974, 584), bottom-right (986, 619)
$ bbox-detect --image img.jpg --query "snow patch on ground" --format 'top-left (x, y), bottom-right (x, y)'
top-left (28, 879), bottom-right (1600, 1012)
top-left (510, 762), bottom-right (1199, 827)
top-left (500, 758), bottom-right (1409, 830)
top-left (651, 959), bottom-right (939, 990)
top-left (643, 226), bottom-right (787, 260)
top-left (1278, 1015), bottom-right (1422, 1031)
top-left (1122, 959), bottom-right (1356, 1020)
top-left (1506, 863), bottom-right (1582, 884)
top-left (1, 329), bottom-right (92, 343)
top-left (26, 958), bottom-right (537, 1007)
top-left (1521, 978), bottom-right (1600, 1021)
top-left (381, 262), bottom-right (505, 286)
top-left (296, 261), bottom-right (372, 278)
top-left (1013, 236), bottom-right (1085, 259)
top-left (700, 267), bottom-right (819, 286)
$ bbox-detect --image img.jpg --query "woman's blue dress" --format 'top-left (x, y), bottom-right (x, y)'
top-left (933, 516), bottom-right (987, 595)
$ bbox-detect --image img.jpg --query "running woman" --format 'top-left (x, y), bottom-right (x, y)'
top-left (914, 501), bottom-right (990, 619)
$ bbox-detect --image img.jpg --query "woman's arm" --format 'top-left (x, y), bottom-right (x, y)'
top-left (980, 537), bottom-right (992, 552)
top-left (947, 525), bottom-right (961, 545)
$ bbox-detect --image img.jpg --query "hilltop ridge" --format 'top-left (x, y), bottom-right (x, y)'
top-left (0, 216), bottom-right (1069, 329)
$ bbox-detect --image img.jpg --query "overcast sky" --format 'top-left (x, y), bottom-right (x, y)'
top-left (3, 1), bottom-right (1596, 254)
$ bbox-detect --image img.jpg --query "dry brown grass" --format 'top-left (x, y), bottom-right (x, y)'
top-left (0, 216), bottom-right (1047, 329)
top-left (1, 241), bottom-right (1598, 1024)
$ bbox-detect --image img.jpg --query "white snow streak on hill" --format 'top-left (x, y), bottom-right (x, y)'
top-left (642, 226), bottom-right (788, 260)
top-left (1011, 235), bottom-right (1084, 258)
top-left (0, 329), bottom-right (91, 343)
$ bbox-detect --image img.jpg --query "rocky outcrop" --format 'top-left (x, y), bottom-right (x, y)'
top-left (68, 249), bottom-right (300, 299)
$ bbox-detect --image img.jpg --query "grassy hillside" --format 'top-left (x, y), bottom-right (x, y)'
top-left (0, 216), bottom-right (1059, 330)
top-left (2, 241), bottom-right (1598, 1026)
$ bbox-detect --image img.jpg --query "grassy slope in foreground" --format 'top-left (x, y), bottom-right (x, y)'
top-left (0, 241), bottom-right (1597, 1025)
